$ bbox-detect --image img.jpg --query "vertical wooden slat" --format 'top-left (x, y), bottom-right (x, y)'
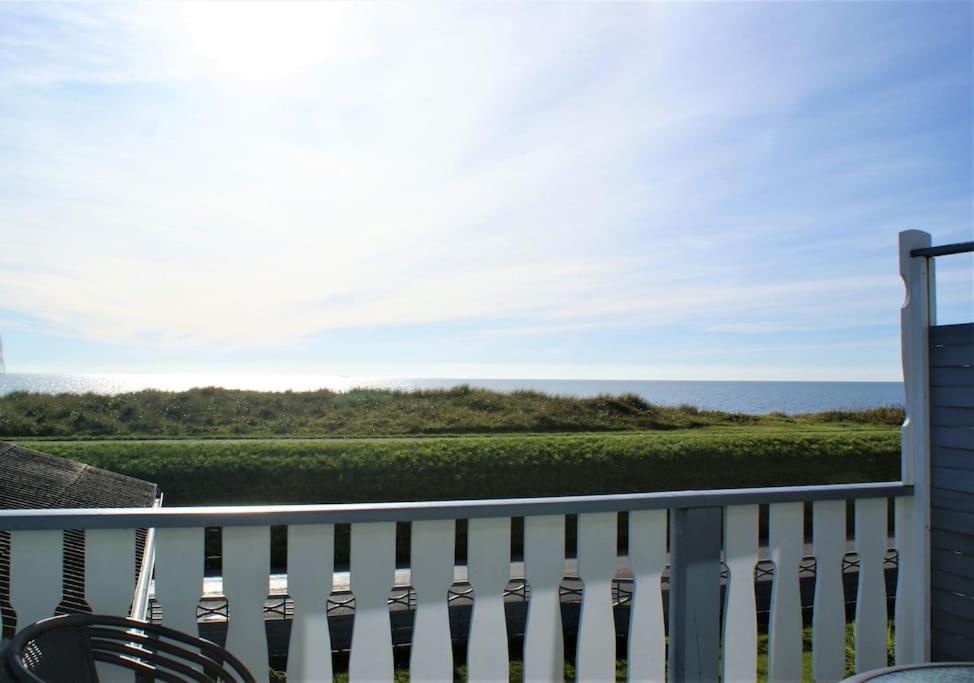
top-left (223, 526), bottom-right (270, 680)
top-left (154, 527), bottom-right (204, 637)
top-left (87, 528), bottom-right (137, 683)
top-left (768, 502), bottom-right (803, 682)
top-left (812, 500), bottom-right (847, 683)
top-left (410, 520), bottom-right (455, 682)
top-left (722, 504), bottom-right (758, 683)
top-left (523, 515), bottom-right (565, 682)
top-left (855, 498), bottom-right (888, 672)
top-left (467, 517), bottom-right (511, 683)
top-left (85, 529), bottom-right (136, 616)
top-left (894, 496), bottom-right (915, 665)
top-left (10, 530), bottom-right (62, 630)
top-left (576, 512), bottom-right (616, 681)
top-left (628, 509), bottom-right (666, 682)
top-left (286, 524), bottom-right (334, 682)
top-left (348, 522), bottom-right (396, 682)
top-left (668, 507), bottom-right (722, 682)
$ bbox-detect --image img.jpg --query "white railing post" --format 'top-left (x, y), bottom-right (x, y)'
top-left (897, 229), bottom-right (933, 664)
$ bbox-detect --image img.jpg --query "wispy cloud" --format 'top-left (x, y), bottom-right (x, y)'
top-left (0, 1), bottom-right (970, 378)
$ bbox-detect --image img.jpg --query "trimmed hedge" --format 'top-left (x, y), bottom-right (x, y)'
top-left (24, 431), bottom-right (900, 570)
top-left (24, 430), bottom-right (900, 506)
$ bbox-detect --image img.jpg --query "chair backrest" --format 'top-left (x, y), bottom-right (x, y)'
top-left (5, 613), bottom-right (256, 683)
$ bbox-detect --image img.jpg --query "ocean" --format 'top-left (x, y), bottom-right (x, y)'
top-left (0, 373), bottom-right (903, 415)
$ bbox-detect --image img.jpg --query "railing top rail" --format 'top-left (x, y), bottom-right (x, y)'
top-left (910, 241), bottom-right (973, 258)
top-left (0, 481), bottom-right (912, 530)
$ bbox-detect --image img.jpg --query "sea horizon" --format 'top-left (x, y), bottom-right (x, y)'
top-left (0, 372), bottom-right (904, 415)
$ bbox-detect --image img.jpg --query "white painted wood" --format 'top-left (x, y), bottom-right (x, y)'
top-left (898, 229), bottom-right (933, 663)
top-left (286, 524), bottom-right (334, 683)
top-left (768, 502), bottom-right (803, 683)
top-left (10, 530), bottom-right (62, 630)
top-left (154, 527), bottom-right (204, 637)
top-left (348, 522), bottom-right (396, 682)
top-left (223, 526), bottom-right (270, 680)
top-left (627, 509), bottom-right (666, 682)
top-left (894, 496), bottom-right (916, 665)
top-left (722, 505), bottom-right (758, 683)
top-left (576, 512), bottom-right (616, 682)
top-left (87, 529), bottom-right (137, 683)
top-left (410, 520), bottom-right (455, 682)
top-left (812, 500), bottom-right (846, 683)
top-left (523, 515), bottom-right (565, 682)
top-left (855, 498), bottom-right (888, 673)
top-left (85, 529), bottom-right (136, 616)
top-left (467, 517), bottom-right (511, 683)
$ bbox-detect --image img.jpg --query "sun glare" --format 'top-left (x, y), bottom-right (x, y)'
top-left (174, 2), bottom-right (342, 80)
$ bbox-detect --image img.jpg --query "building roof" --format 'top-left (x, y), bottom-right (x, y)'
top-left (0, 441), bottom-right (157, 509)
top-left (0, 442), bottom-right (159, 635)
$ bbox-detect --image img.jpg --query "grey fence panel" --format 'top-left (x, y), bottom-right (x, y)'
top-left (931, 487), bottom-right (974, 512)
top-left (933, 387), bottom-right (974, 409)
top-left (932, 366), bottom-right (974, 387)
top-left (932, 628), bottom-right (974, 662)
top-left (932, 408), bottom-right (974, 427)
top-left (932, 529), bottom-right (974, 555)
top-left (931, 468), bottom-right (974, 494)
top-left (932, 570), bottom-right (974, 599)
top-left (933, 450), bottom-right (974, 472)
top-left (929, 322), bottom-right (974, 659)
top-left (932, 588), bottom-right (974, 622)
top-left (933, 427), bottom-right (974, 449)
top-left (930, 323), bottom-right (974, 346)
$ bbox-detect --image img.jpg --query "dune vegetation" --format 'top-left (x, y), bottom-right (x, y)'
top-left (0, 385), bottom-right (903, 439)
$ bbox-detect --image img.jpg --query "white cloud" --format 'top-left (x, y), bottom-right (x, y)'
top-left (0, 1), bottom-right (969, 363)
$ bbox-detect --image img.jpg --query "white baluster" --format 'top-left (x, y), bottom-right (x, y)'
top-left (467, 517), bottom-right (511, 683)
top-left (86, 528), bottom-right (137, 683)
top-left (723, 505), bottom-right (758, 683)
top-left (523, 515), bottom-right (565, 682)
top-left (287, 524), bottom-right (334, 683)
top-left (576, 512), bottom-right (616, 681)
top-left (812, 500), bottom-right (846, 683)
top-left (155, 527), bottom-right (204, 637)
top-left (410, 520), bottom-right (455, 682)
top-left (894, 496), bottom-right (916, 665)
top-left (223, 526), bottom-right (270, 680)
top-left (768, 502), bottom-right (803, 682)
top-left (627, 509), bottom-right (666, 682)
top-left (85, 529), bottom-right (136, 616)
top-left (855, 498), bottom-right (888, 672)
top-left (348, 522), bottom-right (396, 682)
top-left (10, 530), bottom-right (62, 630)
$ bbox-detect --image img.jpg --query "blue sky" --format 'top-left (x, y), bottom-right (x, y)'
top-left (1, 2), bottom-right (971, 381)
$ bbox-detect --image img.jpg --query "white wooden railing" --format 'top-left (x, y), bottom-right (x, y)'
top-left (0, 482), bottom-right (920, 682)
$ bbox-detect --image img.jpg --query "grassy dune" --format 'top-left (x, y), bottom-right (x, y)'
top-left (0, 385), bottom-right (904, 439)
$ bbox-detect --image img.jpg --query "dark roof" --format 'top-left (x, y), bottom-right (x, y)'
top-left (0, 443), bottom-right (159, 636)
top-left (0, 441), bottom-right (157, 509)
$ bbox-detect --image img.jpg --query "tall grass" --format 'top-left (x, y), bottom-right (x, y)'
top-left (0, 386), bottom-right (904, 438)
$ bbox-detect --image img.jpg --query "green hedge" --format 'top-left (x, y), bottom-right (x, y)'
top-left (24, 431), bottom-right (899, 569)
top-left (25, 430), bottom-right (900, 506)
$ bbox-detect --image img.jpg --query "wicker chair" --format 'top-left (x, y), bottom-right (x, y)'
top-left (3, 613), bottom-right (256, 682)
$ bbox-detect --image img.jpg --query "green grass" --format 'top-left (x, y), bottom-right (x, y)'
top-left (0, 385), bottom-right (904, 439)
top-left (281, 623), bottom-right (895, 681)
top-left (20, 429), bottom-right (899, 506)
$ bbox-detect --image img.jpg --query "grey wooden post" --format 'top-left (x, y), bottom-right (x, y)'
top-left (668, 506), bottom-right (723, 682)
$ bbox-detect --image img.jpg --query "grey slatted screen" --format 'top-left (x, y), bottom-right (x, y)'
top-left (928, 322), bottom-right (974, 660)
